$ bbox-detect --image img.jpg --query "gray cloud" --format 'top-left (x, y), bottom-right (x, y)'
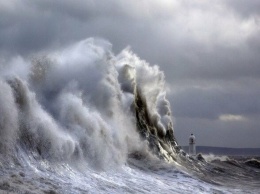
top-left (170, 80), bottom-right (260, 119)
top-left (225, 0), bottom-right (260, 17)
top-left (0, 0), bottom-right (260, 147)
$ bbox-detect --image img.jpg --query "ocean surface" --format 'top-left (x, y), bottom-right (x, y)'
top-left (0, 38), bottom-right (259, 194)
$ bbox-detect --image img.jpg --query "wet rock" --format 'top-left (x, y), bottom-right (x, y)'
top-left (19, 172), bottom-right (25, 177)
top-left (10, 174), bottom-right (17, 178)
top-left (196, 153), bottom-right (205, 162)
top-left (44, 189), bottom-right (57, 194)
top-left (0, 181), bottom-right (10, 190)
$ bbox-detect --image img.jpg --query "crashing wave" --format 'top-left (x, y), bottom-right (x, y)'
top-left (0, 38), bottom-right (179, 169)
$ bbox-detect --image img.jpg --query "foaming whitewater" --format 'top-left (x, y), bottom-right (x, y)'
top-left (0, 38), bottom-right (259, 194)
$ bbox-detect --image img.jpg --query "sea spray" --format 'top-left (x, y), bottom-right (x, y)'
top-left (115, 48), bottom-right (178, 161)
top-left (0, 80), bottom-right (19, 154)
top-left (0, 38), bottom-right (179, 171)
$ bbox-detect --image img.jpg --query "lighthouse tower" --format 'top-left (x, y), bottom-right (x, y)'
top-left (189, 133), bottom-right (196, 156)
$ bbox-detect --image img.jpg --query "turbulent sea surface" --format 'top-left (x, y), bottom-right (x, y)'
top-left (0, 38), bottom-right (259, 194)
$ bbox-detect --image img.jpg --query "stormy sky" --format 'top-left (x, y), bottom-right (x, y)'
top-left (1, 0), bottom-right (260, 148)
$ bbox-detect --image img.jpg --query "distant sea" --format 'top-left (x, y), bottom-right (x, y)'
top-left (181, 146), bottom-right (260, 156)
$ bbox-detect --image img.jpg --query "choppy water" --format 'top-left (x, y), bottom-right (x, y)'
top-left (1, 153), bottom-right (259, 193)
top-left (0, 38), bottom-right (259, 194)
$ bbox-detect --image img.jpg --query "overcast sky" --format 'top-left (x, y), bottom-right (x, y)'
top-left (1, 0), bottom-right (260, 148)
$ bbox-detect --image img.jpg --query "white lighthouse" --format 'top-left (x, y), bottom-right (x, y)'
top-left (189, 133), bottom-right (196, 156)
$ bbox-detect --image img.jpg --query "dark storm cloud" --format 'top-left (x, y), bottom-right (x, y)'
top-left (0, 0), bottom-right (260, 147)
top-left (0, 0), bottom-right (161, 55)
top-left (170, 80), bottom-right (260, 119)
top-left (170, 46), bottom-right (260, 83)
top-left (0, 1), bottom-right (63, 55)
